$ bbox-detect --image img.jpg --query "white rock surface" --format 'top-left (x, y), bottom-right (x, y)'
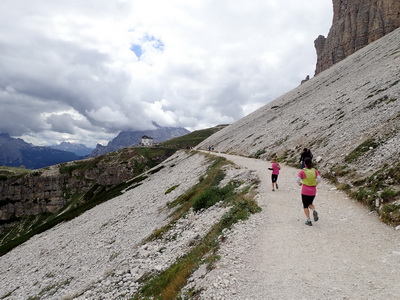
top-left (1, 150), bottom-right (399, 299)
top-left (197, 27), bottom-right (400, 179)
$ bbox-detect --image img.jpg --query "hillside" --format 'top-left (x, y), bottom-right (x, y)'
top-left (0, 125), bottom-right (226, 255)
top-left (198, 27), bottom-right (400, 224)
top-left (0, 150), bottom-right (261, 299)
top-left (1, 150), bottom-right (399, 299)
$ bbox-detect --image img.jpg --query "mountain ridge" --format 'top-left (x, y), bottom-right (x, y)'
top-left (0, 133), bottom-right (80, 169)
top-left (198, 27), bottom-right (400, 223)
top-left (90, 125), bottom-right (190, 157)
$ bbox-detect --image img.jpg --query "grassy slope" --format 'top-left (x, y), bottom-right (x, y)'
top-left (0, 125), bottom-right (227, 256)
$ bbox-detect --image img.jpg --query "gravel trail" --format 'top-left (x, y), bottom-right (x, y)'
top-left (197, 152), bottom-right (400, 299)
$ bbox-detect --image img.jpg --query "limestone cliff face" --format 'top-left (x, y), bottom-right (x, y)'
top-left (315, 0), bottom-right (400, 75)
top-left (0, 147), bottom-right (175, 234)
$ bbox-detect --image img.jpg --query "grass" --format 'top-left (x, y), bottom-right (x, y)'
top-left (0, 166), bottom-right (31, 180)
top-left (135, 155), bottom-right (260, 299)
top-left (165, 185), bottom-right (180, 195)
top-left (159, 125), bottom-right (228, 149)
top-left (0, 146), bottom-right (179, 256)
top-left (326, 162), bottom-right (400, 225)
top-left (251, 149), bottom-right (266, 158)
top-left (344, 138), bottom-right (379, 163)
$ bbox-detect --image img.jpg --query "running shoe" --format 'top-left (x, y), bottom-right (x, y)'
top-left (313, 210), bottom-right (319, 222)
top-left (305, 220), bottom-right (312, 226)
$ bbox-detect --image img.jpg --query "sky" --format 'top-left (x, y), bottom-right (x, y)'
top-left (0, 0), bottom-right (332, 147)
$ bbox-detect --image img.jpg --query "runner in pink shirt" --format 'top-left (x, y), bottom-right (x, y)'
top-left (296, 157), bottom-right (321, 226)
top-left (268, 158), bottom-right (281, 191)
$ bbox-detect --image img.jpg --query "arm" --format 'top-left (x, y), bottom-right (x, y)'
top-left (296, 177), bottom-right (302, 186)
top-left (316, 170), bottom-right (321, 184)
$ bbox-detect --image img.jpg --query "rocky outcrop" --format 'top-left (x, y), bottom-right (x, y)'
top-left (314, 0), bottom-right (400, 75)
top-left (0, 147), bottom-right (176, 236)
top-left (198, 27), bottom-right (400, 223)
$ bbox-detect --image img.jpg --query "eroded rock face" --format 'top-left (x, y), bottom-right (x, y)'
top-left (315, 0), bottom-right (400, 75)
top-left (0, 149), bottom-right (173, 233)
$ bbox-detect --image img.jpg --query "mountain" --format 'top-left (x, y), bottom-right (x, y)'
top-left (198, 27), bottom-right (400, 222)
top-left (90, 125), bottom-right (190, 157)
top-left (50, 141), bottom-right (94, 157)
top-left (0, 126), bottom-right (224, 255)
top-left (0, 133), bottom-right (80, 169)
top-left (1, 4), bottom-right (400, 299)
top-left (314, 0), bottom-right (400, 74)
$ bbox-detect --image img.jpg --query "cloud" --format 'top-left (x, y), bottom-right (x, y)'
top-left (0, 0), bottom-right (332, 147)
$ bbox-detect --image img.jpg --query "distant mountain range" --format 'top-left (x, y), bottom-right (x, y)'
top-left (50, 142), bottom-right (93, 157)
top-left (0, 125), bottom-right (190, 168)
top-left (0, 133), bottom-right (80, 169)
top-left (90, 125), bottom-right (190, 157)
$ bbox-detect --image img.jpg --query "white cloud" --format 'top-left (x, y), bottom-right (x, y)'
top-left (0, 0), bottom-right (332, 147)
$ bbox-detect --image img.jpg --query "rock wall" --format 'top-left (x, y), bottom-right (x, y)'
top-left (314, 0), bottom-right (400, 75)
top-left (0, 148), bottom-right (174, 233)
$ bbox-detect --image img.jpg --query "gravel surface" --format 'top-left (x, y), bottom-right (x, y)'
top-left (1, 151), bottom-right (399, 299)
top-left (193, 152), bottom-right (400, 299)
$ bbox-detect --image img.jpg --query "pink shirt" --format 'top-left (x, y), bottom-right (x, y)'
top-left (271, 163), bottom-right (280, 175)
top-left (297, 169), bottom-right (320, 196)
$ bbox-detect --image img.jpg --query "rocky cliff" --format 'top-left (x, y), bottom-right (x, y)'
top-left (314, 0), bottom-right (400, 75)
top-left (198, 27), bottom-right (400, 224)
top-left (0, 147), bottom-right (176, 248)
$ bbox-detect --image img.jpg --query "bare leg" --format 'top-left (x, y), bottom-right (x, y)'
top-left (304, 208), bottom-right (311, 219)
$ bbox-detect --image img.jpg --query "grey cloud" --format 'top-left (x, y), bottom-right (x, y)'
top-left (47, 114), bottom-right (77, 134)
top-left (0, 0), bottom-right (332, 146)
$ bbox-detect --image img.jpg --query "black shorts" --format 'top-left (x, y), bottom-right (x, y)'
top-left (302, 194), bottom-right (315, 208)
top-left (271, 174), bottom-right (278, 183)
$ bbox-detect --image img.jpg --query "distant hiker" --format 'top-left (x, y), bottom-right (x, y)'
top-left (299, 148), bottom-right (313, 168)
top-left (268, 158), bottom-right (280, 191)
top-left (296, 157), bottom-right (321, 226)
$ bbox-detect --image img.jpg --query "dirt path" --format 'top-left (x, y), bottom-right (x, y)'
top-left (204, 152), bottom-right (400, 299)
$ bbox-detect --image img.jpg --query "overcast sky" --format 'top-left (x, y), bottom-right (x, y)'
top-left (0, 0), bottom-right (332, 147)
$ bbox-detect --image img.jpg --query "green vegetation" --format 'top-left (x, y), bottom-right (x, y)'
top-left (160, 125), bottom-right (228, 149)
top-left (0, 166), bottom-right (31, 180)
top-left (326, 161), bottom-right (400, 226)
top-left (0, 147), bottom-right (175, 256)
top-left (135, 155), bottom-right (260, 299)
top-left (165, 184), bottom-right (180, 195)
top-left (251, 148), bottom-right (266, 158)
top-left (344, 138), bottom-right (379, 163)
top-left (0, 174), bottom-right (148, 256)
top-left (381, 203), bottom-right (400, 225)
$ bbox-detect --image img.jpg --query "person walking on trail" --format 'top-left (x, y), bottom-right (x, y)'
top-left (296, 157), bottom-right (321, 226)
top-left (268, 158), bottom-right (280, 191)
top-left (299, 148), bottom-right (313, 169)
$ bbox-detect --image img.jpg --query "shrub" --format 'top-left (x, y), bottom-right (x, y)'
top-left (345, 139), bottom-right (379, 163)
top-left (381, 203), bottom-right (400, 225)
top-left (381, 188), bottom-right (399, 202)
